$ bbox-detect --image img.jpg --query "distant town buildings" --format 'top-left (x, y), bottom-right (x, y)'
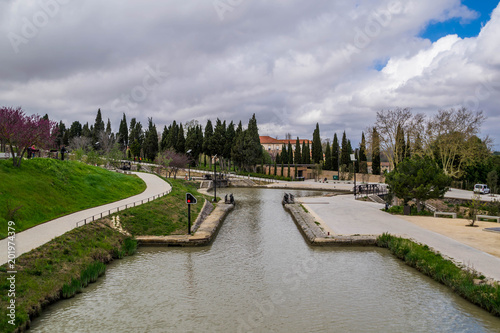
top-left (259, 136), bottom-right (311, 157)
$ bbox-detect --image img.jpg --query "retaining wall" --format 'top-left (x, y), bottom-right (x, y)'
top-left (283, 203), bottom-right (377, 246)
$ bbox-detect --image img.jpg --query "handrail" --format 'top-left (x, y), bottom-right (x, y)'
top-left (75, 189), bottom-right (172, 227)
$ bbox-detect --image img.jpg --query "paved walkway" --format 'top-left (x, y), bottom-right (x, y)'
top-left (300, 195), bottom-right (500, 282)
top-left (1, 172), bottom-right (171, 265)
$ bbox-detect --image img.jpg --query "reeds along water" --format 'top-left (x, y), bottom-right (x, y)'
top-left (61, 261), bottom-right (106, 299)
top-left (377, 233), bottom-right (500, 317)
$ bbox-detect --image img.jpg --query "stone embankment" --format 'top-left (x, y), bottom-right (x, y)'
top-left (283, 203), bottom-right (377, 246)
top-left (136, 201), bottom-right (234, 246)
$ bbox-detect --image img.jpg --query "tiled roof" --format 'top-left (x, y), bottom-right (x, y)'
top-left (259, 136), bottom-right (282, 144)
top-left (260, 136), bottom-right (311, 145)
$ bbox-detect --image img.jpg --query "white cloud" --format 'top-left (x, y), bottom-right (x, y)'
top-left (0, 0), bottom-right (499, 149)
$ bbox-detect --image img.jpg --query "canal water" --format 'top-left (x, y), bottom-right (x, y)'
top-left (31, 188), bottom-right (500, 332)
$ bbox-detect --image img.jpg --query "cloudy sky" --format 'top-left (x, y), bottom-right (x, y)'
top-left (1, 0), bottom-right (499, 149)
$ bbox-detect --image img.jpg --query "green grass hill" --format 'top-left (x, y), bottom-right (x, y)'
top-left (0, 158), bottom-right (146, 238)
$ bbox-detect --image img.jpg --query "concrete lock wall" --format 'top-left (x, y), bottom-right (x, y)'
top-left (261, 165), bottom-right (385, 183)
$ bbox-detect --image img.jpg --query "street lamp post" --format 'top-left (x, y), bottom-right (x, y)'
top-left (350, 153), bottom-right (357, 198)
top-left (187, 149), bottom-right (192, 180)
top-left (213, 154), bottom-right (217, 202)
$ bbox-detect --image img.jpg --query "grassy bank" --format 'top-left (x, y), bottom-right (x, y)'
top-left (0, 221), bottom-right (137, 333)
top-left (0, 158), bottom-right (146, 238)
top-left (377, 233), bottom-right (500, 317)
top-left (118, 178), bottom-right (211, 236)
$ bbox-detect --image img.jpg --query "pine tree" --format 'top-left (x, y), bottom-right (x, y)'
top-left (312, 123), bottom-right (323, 163)
top-left (359, 132), bottom-right (368, 174)
top-left (332, 133), bottom-right (339, 172)
top-left (324, 142), bottom-right (332, 170)
top-left (68, 121), bottom-right (82, 140)
top-left (372, 127), bottom-right (381, 175)
top-left (294, 137), bottom-right (302, 164)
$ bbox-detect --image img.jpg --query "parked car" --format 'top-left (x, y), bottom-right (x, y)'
top-left (473, 184), bottom-right (490, 194)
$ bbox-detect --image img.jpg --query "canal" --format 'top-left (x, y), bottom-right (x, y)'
top-left (30, 188), bottom-right (500, 332)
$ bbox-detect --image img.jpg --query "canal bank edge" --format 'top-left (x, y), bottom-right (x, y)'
top-left (284, 202), bottom-right (500, 317)
top-left (283, 203), bottom-right (377, 246)
top-left (136, 202), bottom-right (234, 246)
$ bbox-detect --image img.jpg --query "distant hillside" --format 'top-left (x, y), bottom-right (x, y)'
top-left (0, 159), bottom-right (146, 238)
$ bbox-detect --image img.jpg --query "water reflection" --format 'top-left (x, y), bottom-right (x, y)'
top-left (30, 188), bottom-right (500, 333)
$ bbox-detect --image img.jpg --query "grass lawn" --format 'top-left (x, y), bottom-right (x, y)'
top-left (0, 158), bottom-right (146, 238)
top-left (118, 178), bottom-right (212, 236)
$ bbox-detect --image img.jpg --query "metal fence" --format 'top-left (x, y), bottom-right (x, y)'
top-left (75, 189), bottom-right (171, 227)
top-left (354, 184), bottom-right (388, 199)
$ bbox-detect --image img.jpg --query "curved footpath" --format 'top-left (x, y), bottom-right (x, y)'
top-left (1, 172), bottom-right (171, 265)
top-left (300, 195), bottom-right (500, 282)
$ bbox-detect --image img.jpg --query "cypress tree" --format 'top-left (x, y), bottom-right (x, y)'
top-left (144, 117), bottom-right (159, 161)
top-left (304, 143), bottom-right (311, 164)
top-left (176, 124), bottom-right (185, 153)
top-left (203, 120), bottom-right (214, 167)
top-left (212, 118), bottom-right (226, 157)
top-left (106, 118), bottom-right (112, 135)
top-left (406, 132), bottom-right (411, 159)
top-left (118, 113), bottom-right (128, 149)
top-left (372, 128), bottom-right (381, 175)
top-left (288, 142), bottom-right (293, 165)
top-left (92, 108), bottom-right (105, 148)
top-left (324, 142), bottom-right (332, 170)
top-left (395, 124), bottom-right (405, 165)
top-left (231, 121), bottom-right (243, 170)
top-left (332, 133), bottom-right (339, 172)
top-left (312, 123), bottom-right (323, 163)
top-left (281, 144), bottom-right (288, 164)
top-left (242, 114), bottom-right (262, 170)
top-left (340, 131), bottom-right (350, 167)
top-left (294, 137), bottom-right (301, 164)
top-left (359, 132), bottom-right (368, 174)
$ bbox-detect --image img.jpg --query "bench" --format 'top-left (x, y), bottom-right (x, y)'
top-left (434, 212), bottom-right (457, 218)
top-left (476, 215), bottom-right (500, 223)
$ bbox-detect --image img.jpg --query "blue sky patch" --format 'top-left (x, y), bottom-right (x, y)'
top-left (420, 0), bottom-right (499, 42)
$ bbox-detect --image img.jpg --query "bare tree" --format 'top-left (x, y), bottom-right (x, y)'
top-left (156, 149), bottom-right (189, 179)
top-left (69, 136), bottom-right (91, 151)
top-left (374, 108), bottom-right (425, 170)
